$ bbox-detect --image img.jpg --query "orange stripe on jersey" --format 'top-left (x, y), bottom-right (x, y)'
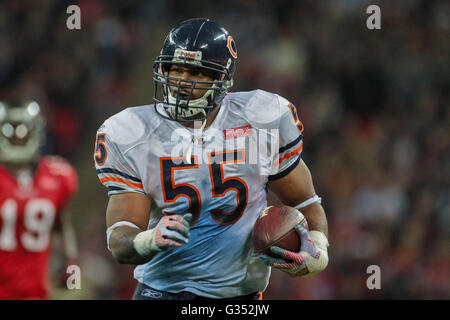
top-left (275, 142), bottom-right (303, 166)
top-left (100, 176), bottom-right (144, 189)
top-left (288, 102), bottom-right (304, 135)
top-left (297, 121), bottom-right (304, 134)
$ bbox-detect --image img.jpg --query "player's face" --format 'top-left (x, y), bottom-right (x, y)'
top-left (167, 64), bottom-right (216, 100)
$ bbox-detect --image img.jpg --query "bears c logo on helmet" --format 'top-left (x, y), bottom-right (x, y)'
top-left (227, 36), bottom-right (238, 59)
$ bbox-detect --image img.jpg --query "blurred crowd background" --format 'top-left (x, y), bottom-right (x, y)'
top-left (0, 0), bottom-right (448, 299)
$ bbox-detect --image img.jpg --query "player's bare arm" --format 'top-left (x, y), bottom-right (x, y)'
top-left (54, 210), bottom-right (78, 262)
top-left (266, 159), bottom-right (329, 277)
top-left (106, 192), bottom-right (192, 265)
top-left (106, 193), bottom-right (152, 265)
top-left (267, 159), bottom-right (328, 238)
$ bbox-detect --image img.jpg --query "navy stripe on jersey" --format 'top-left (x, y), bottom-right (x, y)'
top-left (279, 134), bottom-right (303, 154)
top-left (96, 168), bottom-right (142, 183)
top-left (268, 154), bottom-right (301, 181)
top-left (107, 186), bottom-right (146, 196)
top-left (107, 186), bottom-right (127, 192)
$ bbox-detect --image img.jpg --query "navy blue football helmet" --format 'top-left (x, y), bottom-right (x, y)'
top-left (153, 18), bottom-right (238, 121)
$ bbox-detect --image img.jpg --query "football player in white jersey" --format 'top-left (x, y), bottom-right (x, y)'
top-left (94, 18), bottom-right (329, 300)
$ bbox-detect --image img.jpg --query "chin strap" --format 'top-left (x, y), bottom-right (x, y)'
top-left (168, 88), bottom-right (214, 119)
top-left (186, 118), bottom-right (207, 164)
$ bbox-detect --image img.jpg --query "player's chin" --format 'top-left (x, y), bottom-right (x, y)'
top-left (177, 111), bottom-right (206, 122)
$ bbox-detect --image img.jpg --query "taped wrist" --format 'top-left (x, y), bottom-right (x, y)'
top-left (302, 231), bottom-right (329, 276)
top-left (133, 228), bottom-right (160, 257)
top-left (309, 231), bottom-right (329, 251)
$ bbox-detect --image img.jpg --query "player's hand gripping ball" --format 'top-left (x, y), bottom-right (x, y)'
top-left (253, 206), bottom-right (329, 276)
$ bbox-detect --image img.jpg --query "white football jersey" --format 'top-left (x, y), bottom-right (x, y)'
top-left (94, 89), bottom-right (304, 298)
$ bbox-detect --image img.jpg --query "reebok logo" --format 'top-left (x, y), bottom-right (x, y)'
top-left (174, 48), bottom-right (202, 61)
top-left (141, 289), bottom-right (163, 299)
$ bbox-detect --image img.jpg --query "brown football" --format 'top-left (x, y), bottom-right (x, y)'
top-left (253, 205), bottom-right (308, 258)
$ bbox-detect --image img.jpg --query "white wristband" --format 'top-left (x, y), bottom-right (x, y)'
top-left (295, 195), bottom-right (322, 210)
top-left (106, 221), bottom-right (140, 251)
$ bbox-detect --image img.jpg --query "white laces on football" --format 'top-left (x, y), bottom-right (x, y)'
top-left (186, 119), bottom-right (207, 164)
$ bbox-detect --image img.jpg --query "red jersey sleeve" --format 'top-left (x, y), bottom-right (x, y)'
top-left (41, 156), bottom-right (78, 207)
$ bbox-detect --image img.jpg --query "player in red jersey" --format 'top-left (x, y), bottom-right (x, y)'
top-left (0, 101), bottom-right (78, 299)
